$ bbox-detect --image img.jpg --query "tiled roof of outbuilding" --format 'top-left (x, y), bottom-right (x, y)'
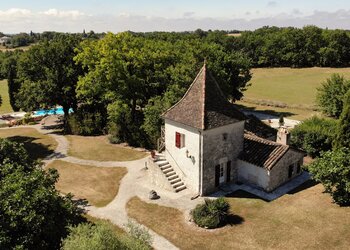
top-left (162, 64), bottom-right (246, 130)
top-left (239, 134), bottom-right (289, 170)
top-left (244, 115), bottom-right (277, 140)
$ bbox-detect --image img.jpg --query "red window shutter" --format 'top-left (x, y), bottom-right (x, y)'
top-left (175, 132), bottom-right (181, 148)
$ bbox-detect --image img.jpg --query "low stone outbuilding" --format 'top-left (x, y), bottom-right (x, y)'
top-left (151, 64), bottom-right (304, 195)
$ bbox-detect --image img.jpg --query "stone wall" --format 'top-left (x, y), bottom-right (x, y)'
top-left (147, 158), bottom-right (174, 192)
top-left (267, 149), bottom-right (304, 191)
top-left (201, 121), bottom-right (245, 195)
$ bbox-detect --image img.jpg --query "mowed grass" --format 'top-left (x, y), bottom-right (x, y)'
top-left (127, 183), bottom-right (350, 250)
top-left (246, 67), bottom-right (350, 107)
top-left (46, 160), bottom-right (127, 207)
top-left (0, 79), bottom-right (13, 114)
top-left (0, 127), bottom-right (57, 160)
top-left (66, 135), bottom-right (148, 161)
top-left (236, 101), bottom-right (322, 121)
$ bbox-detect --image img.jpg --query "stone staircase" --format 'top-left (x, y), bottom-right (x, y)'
top-left (154, 157), bottom-right (186, 193)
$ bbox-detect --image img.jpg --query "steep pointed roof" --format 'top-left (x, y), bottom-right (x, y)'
top-left (162, 64), bottom-right (246, 130)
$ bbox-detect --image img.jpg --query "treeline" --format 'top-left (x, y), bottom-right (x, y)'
top-left (0, 30), bottom-right (105, 48)
top-left (235, 26), bottom-right (350, 67)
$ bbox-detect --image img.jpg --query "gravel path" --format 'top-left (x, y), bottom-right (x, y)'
top-left (30, 119), bottom-right (180, 250)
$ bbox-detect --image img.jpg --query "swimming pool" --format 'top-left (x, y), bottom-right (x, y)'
top-left (33, 107), bottom-right (73, 116)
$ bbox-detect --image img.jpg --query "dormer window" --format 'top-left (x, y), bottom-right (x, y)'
top-left (175, 132), bottom-right (185, 148)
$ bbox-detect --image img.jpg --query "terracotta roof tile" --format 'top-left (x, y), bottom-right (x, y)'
top-left (239, 134), bottom-right (289, 170)
top-left (162, 64), bottom-right (246, 130)
top-left (244, 115), bottom-right (277, 140)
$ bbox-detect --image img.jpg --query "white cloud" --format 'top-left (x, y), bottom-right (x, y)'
top-left (41, 9), bottom-right (86, 19)
top-left (1, 8), bottom-right (350, 33)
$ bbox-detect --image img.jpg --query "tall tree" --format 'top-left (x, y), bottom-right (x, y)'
top-left (334, 90), bottom-right (350, 149)
top-left (316, 74), bottom-right (350, 118)
top-left (0, 138), bottom-right (83, 249)
top-left (1, 51), bottom-right (22, 111)
top-left (16, 33), bottom-right (83, 130)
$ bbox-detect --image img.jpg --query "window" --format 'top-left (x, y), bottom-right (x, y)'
top-left (175, 132), bottom-right (185, 148)
top-left (288, 165), bottom-right (294, 178)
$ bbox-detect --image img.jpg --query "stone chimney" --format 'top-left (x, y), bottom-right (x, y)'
top-left (276, 126), bottom-right (290, 145)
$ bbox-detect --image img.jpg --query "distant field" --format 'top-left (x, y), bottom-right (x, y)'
top-left (0, 44), bottom-right (34, 51)
top-left (239, 67), bottom-right (350, 120)
top-left (0, 80), bottom-right (13, 114)
top-left (245, 67), bottom-right (350, 107)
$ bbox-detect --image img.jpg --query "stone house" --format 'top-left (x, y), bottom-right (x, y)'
top-left (150, 64), bottom-right (304, 195)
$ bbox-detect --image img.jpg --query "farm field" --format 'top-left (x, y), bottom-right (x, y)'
top-left (238, 67), bottom-right (350, 120)
top-left (245, 67), bottom-right (350, 107)
top-left (127, 182), bottom-right (350, 250)
top-left (0, 80), bottom-right (13, 114)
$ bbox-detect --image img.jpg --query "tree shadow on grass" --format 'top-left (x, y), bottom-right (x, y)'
top-left (287, 179), bottom-right (318, 194)
top-left (226, 190), bottom-right (270, 202)
top-left (234, 103), bottom-right (296, 118)
top-left (6, 136), bottom-right (54, 161)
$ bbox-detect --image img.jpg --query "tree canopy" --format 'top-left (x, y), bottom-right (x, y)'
top-left (0, 138), bottom-right (83, 249)
top-left (316, 74), bottom-right (350, 118)
top-left (308, 148), bottom-right (350, 206)
top-left (290, 116), bottom-right (337, 157)
top-left (334, 90), bottom-right (350, 149)
top-left (74, 32), bottom-right (252, 146)
top-left (16, 33), bottom-right (84, 129)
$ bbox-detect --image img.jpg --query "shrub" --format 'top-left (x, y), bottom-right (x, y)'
top-left (191, 197), bottom-right (230, 229)
top-left (308, 148), bottom-right (350, 206)
top-left (62, 221), bottom-right (151, 250)
top-left (125, 220), bottom-right (153, 247)
top-left (290, 116), bottom-right (337, 158)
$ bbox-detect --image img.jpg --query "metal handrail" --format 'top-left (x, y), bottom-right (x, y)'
top-left (164, 148), bottom-right (187, 178)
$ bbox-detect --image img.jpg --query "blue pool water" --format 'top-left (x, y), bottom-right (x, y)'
top-left (33, 107), bottom-right (73, 116)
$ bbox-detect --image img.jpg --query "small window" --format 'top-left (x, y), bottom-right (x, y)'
top-left (175, 132), bottom-right (185, 148)
top-left (288, 165), bottom-right (294, 178)
top-left (222, 133), bottom-right (228, 141)
top-left (297, 163), bottom-right (301, 173)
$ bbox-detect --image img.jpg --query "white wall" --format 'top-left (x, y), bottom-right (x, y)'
top-left (237, 159), bottom-right (269, 190)
top-left (164, 119), bottom-right (201, 193)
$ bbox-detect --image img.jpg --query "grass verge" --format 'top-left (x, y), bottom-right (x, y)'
top-left (127, 183), bottom-right (350, 250)
top-left (0, 127), bottom-right (57, 160)
top-left (46, 160), bottom-right (127, 207)
top-left (66, 135), bottom-right (148, 161)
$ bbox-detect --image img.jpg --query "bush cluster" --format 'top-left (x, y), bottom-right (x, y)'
top-left (62, 221), bottom-right (152, 250)
top-left (191, 197), bottom-right (230, 229)
top-left (290, 116), bottom-right (337, 158)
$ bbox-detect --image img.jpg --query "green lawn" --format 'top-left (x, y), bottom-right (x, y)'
top-left (127, 182), bottom-right (350, 250)
top-left (66, 135), bottom-right (148, 162)
top-left (245, 67), bottom-right (350, 108)
top-left (0, 79), bottom-right (13, 114)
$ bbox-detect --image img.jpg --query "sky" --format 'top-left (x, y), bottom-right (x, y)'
top-left (1, 0), bottom-right (350, 33)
